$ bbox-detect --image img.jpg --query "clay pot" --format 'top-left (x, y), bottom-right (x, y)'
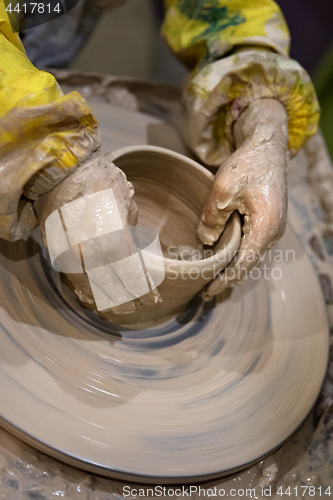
top-left (106, 146), bottom-right (242, 326)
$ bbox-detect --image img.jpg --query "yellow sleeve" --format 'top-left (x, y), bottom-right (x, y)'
top-left (162, 0), bottom-right (290, 69)
top-left (0, 2), bottom-right (100, 241)
top-left (162, 0), bottom-right (320, 166)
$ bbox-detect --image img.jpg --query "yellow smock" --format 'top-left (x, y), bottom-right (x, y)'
top-left (0, 0), bottom-right (320, 240)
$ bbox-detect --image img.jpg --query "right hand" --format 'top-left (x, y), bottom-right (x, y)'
top-left (197, 99), bottom-right (289, 300)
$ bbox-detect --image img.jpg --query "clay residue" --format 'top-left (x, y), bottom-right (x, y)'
top-left (34, 150), bottom-right (160, 314)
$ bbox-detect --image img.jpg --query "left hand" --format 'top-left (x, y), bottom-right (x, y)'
top-left (197, 99), bottom-right (289, 300)
top-left (35, 150), bottom-right (161, 314)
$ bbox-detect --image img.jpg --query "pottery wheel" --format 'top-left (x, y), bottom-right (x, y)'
top-left (0, 213), bottom-right (328, 482)
top-left (0, 98), bottom-right (329, 482)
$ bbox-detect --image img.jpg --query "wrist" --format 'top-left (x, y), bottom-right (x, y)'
top-left (233, 99), bottom-right (288, 150)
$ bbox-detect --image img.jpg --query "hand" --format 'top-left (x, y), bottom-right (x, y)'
top-left (35, 150), bottom-right (161, 314)
top-left (198, 99), bottom-right (289, 300)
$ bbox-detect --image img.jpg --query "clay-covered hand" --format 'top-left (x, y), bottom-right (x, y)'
top-left (34, 150), bottom-right (161, 315)
top-left (198, 99), bottom-right (289, 300)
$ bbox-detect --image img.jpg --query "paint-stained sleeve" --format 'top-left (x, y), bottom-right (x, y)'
top-left (0, 2), bottom-right (101, 241)
top-left (162, 0), bottom-right (320, 165)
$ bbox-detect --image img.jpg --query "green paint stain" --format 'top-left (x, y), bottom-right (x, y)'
top-left (178, 0), bottom-right (245, 36)
top-left (177, 0), bottom-right (246, 65)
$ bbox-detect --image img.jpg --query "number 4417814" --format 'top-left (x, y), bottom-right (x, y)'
top-left (6, 3), bottom-right (62, 14)
top-left (277, 486), bottom-right (332, 496)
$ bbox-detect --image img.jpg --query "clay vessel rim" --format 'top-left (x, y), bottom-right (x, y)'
top-left (107, 144), bottom-right (215, 180)
top-left (107, 145), bottom-right (242, 269)
top-left (142, 213), bottom-right (241, 269)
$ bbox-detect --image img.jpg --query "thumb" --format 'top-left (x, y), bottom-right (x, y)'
top-left (200, 211), bottom-right (272, 300)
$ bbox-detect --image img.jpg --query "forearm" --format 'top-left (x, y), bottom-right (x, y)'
top-left (233, 99), bottom-right (288, 151)
top-left (162, 1), bottom-right (319, 167)
top-left (180, 48), bottom-right (320, 167)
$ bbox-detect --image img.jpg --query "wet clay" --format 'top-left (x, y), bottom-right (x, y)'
top-left (198, 99), bottom-right (288, 247)
top-left (197, 99), bottom-right (289, 299)
top-left (0, 78), bottom-right (330, 486)
top-left (34, 149), bottom-right (161, 315)
top-left (105, 146), bottom-right (241, 325)
top-left (36, 146), bottom-right (241, 326)
top-left (0, 218), bottom-right (327, 479)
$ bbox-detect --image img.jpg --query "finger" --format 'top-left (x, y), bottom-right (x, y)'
top-left (200, 209), bottom-right (281, 300)
top-left (198, 175), bottom-right (240, 246)
top-left (197, 206), bottom-right (236, 246)
top-left (200, 239), bottom-right (260, 301)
